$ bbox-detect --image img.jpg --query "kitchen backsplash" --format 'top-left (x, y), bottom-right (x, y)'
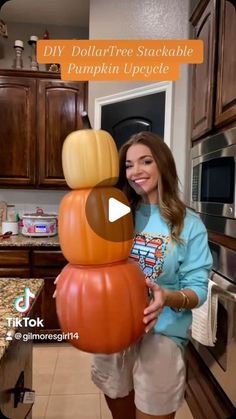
top-left (0, 189), bottom-right (67, 215)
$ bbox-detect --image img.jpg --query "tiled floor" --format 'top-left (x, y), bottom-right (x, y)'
top-left (32, 343), bottom-right (194, 419)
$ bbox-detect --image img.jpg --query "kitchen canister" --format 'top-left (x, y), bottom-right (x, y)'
top-left (2, 221), bottom-right (19, 235)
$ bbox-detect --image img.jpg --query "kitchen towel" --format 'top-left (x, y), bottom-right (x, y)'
top-left (191, 279), bottom-right (218, 346)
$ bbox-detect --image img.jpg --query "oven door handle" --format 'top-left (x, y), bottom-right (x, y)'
top-left (211, 282), bottom-right (236, 302)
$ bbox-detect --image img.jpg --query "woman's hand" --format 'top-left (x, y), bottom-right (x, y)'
top-left (52, 274), bottom-right (60, 298)
top-left (143, 278), bottom-right (166, 333)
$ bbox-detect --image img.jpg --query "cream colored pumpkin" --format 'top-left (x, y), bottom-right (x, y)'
top-left (62, 129), bottom-right (119, 189)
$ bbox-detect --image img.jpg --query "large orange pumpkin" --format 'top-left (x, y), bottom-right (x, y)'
top-left (58, 188), bottom-right (133, 265)
top-left (56, 260), bottom-right (148, 353)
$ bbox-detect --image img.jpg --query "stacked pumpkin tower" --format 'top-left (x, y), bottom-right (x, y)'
top-left (56, 116), bottom-right (148, 354)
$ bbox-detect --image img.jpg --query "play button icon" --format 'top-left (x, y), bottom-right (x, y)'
top-left (108, 198), bottom-right (131, 222)
top-left (85, 182), bottom-right (134, 242)
top-left (84, 178), bottom-right (150, 242)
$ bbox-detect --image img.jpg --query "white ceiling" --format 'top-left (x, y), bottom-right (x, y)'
top-left (0, 0), bottom-right (90, 28)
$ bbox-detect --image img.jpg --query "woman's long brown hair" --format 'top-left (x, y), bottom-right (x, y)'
top-left (117, 132), bottom-right (186, 243)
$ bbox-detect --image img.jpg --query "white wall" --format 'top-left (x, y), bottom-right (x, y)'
top-left (0, 22), bottom-right (88, 70)
top-left (89, 0), bottom-right (192, 201)
top-left (0, 189), bottom-right (68, 216)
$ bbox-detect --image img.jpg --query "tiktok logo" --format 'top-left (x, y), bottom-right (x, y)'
top-left (14, 287), bottom-right (35, 313)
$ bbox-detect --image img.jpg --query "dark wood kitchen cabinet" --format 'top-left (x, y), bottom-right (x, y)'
top-left (0, 76), bottom-right (36, 185)
top-left (185, 343), bottom-right (235, 419)
top-left (37, 79), bottom-right (86, 187)
top-left (0, 70), bottom-right (87, 188)
top-left (190, 0), bottom-right (236, 141)
top-left (0, 246), bottom-right (67, 333)
top-left (215, 0), bottom-right (236, 127)
top-left (31, 250), bottom-right (67, 333)
top-left (190, 0), bottom-right (217, 141)
top-left (0, 279), bottom-right (43, 419)
top-left (0, 249), bottom-right (30, 277)
top-left (0, 308), bottom-right (33, 419)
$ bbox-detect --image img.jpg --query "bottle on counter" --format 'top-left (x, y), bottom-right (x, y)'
top-left (0, 201), bottom-right (7, 231)
top-left (18, 215), bottom-right (24, 234)
top-left (7, 205), bottom-right (17, 222)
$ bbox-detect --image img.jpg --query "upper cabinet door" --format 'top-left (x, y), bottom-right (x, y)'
top-left (215, 0), bottom-right (236, 127)
top-left (0, 76), bottom-right (36, 185)
top-left (37, 80), bottom-right (87, 187)
top-left (191, 0), bottom-right (217, 141)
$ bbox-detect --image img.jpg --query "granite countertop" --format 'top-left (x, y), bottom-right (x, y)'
top-left (0, 233), bottom-right (60, 247)
top-left (0, 278), bottom-right (44, 361)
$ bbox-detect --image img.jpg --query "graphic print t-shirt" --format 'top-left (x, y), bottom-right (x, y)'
top-left (131, 233), bottom-right (170, 281)
top-left (130, 204), bottom-right (212, 347)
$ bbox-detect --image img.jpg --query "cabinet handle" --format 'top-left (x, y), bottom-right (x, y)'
top-left (211, 283), bottom-right (236, 302)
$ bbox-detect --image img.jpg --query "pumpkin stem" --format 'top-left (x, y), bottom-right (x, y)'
top-left (81, 111), bottom-right (92, 129)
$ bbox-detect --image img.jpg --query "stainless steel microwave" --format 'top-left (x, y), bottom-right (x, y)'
top-left (191, 128), bottom-right (236, 238)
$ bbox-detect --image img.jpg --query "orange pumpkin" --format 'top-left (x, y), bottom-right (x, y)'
top-left (58, 188), bottom-right (133, 265)
top-left (56, 260), bottom-right (148, 353)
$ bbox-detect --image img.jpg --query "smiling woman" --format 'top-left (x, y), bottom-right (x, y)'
top-left (91, 131), bottom-right (213, 419)
top-left (125, 144), bottom-right (160, 204)
top-left (118, 131), bottom-right (185, 241)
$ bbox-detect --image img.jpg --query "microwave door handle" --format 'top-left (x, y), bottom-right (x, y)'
top-left (211, 283), bottom-right (236, 303)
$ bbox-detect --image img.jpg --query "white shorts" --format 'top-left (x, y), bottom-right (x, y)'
top-left (91, 333), bottom-right (186, 416)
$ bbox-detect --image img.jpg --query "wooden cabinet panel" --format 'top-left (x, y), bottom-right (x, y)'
top-left (31, 249), bottom-right (66, 333)
top-left (32, 250), bottom-right (67, 266)
top-left (0, 268), bottom-right (30, 277)
top-left (215, 0), bottom-right (236, 127)
top-left (186, 343), bottom-right (235, 418)
top-left (0, 332), bottom-right (32, 419)
top-left (31, 266), bottom-right (62, 332)
top-left (190, 0), bottom-right (236, 141)
top-left (41, 277), bottom-right (60, 331)
top-left (0, 249), bottom-right (30, 277)
top-left (0, 70), bottom-right (87, 188)
top-left (37, 80), bottom-right (87, 187)
top-left (191, 0), bottom-right (217, 141)
top-left (0, 250), bottom-right (29, 265)
top-left (31, 272), bottom-right (60, 332)
top-left (0, 76), bottom-right (36, 185)
top-left (32, 266), bottom-right (62, 277)
top-left (0, 247), bottom-right (66, 331)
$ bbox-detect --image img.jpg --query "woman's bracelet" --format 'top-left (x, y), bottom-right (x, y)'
top-left (178, 290), bottom-right (190, 309)
top-left (168, 289), bottom-right (191, 312)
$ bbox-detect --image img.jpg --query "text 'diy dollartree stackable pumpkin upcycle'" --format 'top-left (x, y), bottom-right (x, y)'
top-left (55, 114), bottom-right (148, 353)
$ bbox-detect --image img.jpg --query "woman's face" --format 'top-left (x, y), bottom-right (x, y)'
top-left (125, 143), bottom-right (159, 204)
